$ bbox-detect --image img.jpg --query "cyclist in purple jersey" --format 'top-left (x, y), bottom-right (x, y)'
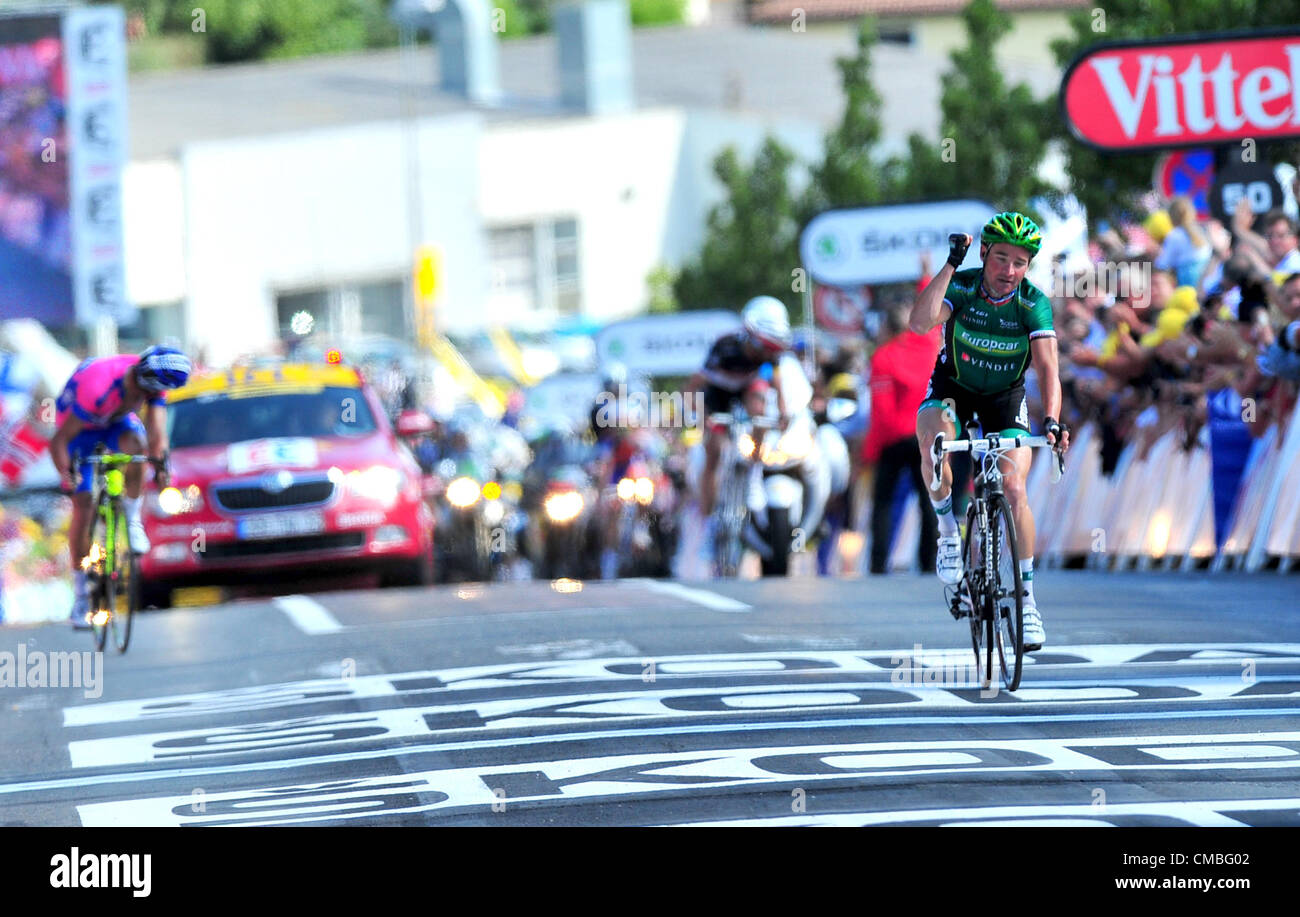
top-left (49, 345), bottom-right (192, 628)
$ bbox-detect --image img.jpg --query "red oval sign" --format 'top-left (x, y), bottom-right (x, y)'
top-left (1061, 29), bottom-right (1300, 152)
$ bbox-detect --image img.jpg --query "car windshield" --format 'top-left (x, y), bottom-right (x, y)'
top-left (168, 387), bottom-right (378, 448)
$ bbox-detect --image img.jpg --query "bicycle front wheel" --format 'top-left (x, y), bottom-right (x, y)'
top-left (961, 503), bottom-right (984, 683)
top-left (89, 511), bottom-right (110, 653)
top-left (988, 494), bottom-right (1024, 691)
top-left (714, 462), bottom-right (746, 577)
top-left (109, 508), bottom-right (136, 653)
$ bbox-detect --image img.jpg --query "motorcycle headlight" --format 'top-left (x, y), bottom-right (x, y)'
top-left (616, 478), bottom-right (636, 502)
top-left (544, 491), bottom-right (584, 523)
top-left (634, 477), bottom-right (654, 505)
top-left (155, 484), bottom-right (204, 517)
top-left (738, 433), bottom-right (755, 459)
top-left (446, 476), bottom-right (481, 508)
top-left (483, 500), bottom-right (505, 525)
top-left (763, 427), bottom-right (813, 465)
top-left (349, 465), bottom-right (404, 506)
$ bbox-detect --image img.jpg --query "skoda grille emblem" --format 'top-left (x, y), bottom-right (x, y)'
top-left (263, 471), bottom-right (294, 493)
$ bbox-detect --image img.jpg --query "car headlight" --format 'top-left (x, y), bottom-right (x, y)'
top-left (617, 477), bottom-right (636, 501)
top-left (446, 476), bottom-right (481, 508)
top-left (634, 477), bottom-right (654, 505)
top-left (348, 465), bottom-right (404, 506)
top-left (544, 490), bottom-right (584, 523)
top-left (155, 484), bottom-right (204, 516)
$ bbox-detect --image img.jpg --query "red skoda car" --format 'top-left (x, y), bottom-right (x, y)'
top-left (139, 362), bottom-right (434, 607)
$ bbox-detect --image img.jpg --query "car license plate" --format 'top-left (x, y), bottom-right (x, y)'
top-left (237, 510), bottom-right (326, 540)
top-left (172, 586), bottom-right (225, 607)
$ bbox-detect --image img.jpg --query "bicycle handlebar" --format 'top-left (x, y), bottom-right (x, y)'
top-left (72, 452), bottom-right (169, 491)
top-left (929, 432), bottom-right (1065, 490)
top-left (82, 454), bottom-right (158, 466)
top-left (939, 434), bottom-right (1052, 453)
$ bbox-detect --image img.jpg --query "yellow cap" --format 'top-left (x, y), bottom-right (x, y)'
top-left (1166, 285), bottom-right (1200, 315)
top-left (1144, 210), bottom-right (1173, 243)
top-left (1140, 307), bottom-right (1190, 347)
top-left (828, 373), bottom-right (857, 397)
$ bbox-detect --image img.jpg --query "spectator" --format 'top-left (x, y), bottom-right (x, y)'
top-left (861, 301), bottom-right (940, 574)
top-left (1232, 204), bottom-right (1300, 281)
top-left (1155, 196), bottom-right (1212, 288)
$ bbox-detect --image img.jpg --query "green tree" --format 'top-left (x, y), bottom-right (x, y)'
top-left (1050, 0), bottom-right (1300, 224)
top-left (194, 0), bottom-right (394, 63)
top-left (673, 138), bottom-right (804, 318)
top-left (889, 0), bottom-right (1053, 215)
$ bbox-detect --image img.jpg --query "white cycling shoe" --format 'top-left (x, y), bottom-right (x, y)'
top-left (128, 518), bottom-right (151, 555)
top-left (70, 591), bottom-right (92, 630)
top-left (935, 534), bottom-right (964, 585)
top-left (1021, 601), bottom-right (1045, 651)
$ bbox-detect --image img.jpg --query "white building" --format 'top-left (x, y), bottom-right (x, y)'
top-left (121, 4), bottom-right (1066, 365)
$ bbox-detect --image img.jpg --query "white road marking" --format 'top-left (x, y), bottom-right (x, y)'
top-left (625, 579), bottom-right (752, 612)
top-left (59, 675), bottom-right (1300, 768)
top-left (75, 731), bottom-right (1300, 826)
top-left (670, 799), bottom-right (1300, 827)
top-left (3, 705), bottom-right (1297, 800)
top-left (59, 643), bottom-right (1300, 727)
top-left (274, 595), bottom-right (342, 635)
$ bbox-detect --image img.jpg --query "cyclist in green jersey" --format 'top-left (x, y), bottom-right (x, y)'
top-left (909, 212), bottom-right (1071, 651)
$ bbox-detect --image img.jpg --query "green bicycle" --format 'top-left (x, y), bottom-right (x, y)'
top-left (78, 448), bottom-right (157, 653)
top-left (930, 422), bottom-right (1063, 692)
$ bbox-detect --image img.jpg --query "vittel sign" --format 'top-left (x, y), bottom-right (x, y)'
top-left (1061, 30), bottom-right (1300, 151)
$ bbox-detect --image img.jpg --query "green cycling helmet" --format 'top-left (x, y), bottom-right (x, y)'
top-left (981, 211), bottom-right (1042, 258)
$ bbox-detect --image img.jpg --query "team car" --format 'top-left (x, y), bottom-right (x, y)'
top-left (138, 361), bottom-right (435, 607)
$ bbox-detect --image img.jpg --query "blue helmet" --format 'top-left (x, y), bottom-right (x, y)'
top-left (135, 345), bottom-right (192, 392)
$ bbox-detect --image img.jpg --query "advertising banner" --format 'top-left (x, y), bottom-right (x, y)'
top-left (596, 310), bottom-right (742, 377)
top-left (0, 14), bottom-right (73, 325)
top-left (62, 5), bottom-right (131, 328)
top-left (1061, 29), bottom-right (1300, 152)
top-left (800, 200), bottom-right (994, 287)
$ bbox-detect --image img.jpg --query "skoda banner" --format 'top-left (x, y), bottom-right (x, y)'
top-left (800, 199), bottom-right (995, 287)
top-left (596, 311), bottom-right (742, 377)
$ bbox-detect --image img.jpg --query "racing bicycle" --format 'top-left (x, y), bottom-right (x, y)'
top-left (709, 411), bottom-right (753, 578)
top-left (930, 421), bottom-right (1063, 692)
top-left (78, 447), bottom-right (160, 653)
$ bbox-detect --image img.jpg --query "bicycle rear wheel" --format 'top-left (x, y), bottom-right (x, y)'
top-left (109, 506), bottom-right (136, 653)
top-left (988, 494), bottom-right (1024, 691)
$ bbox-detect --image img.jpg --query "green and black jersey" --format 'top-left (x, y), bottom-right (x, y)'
top-left (929, 267), bottom-right (1055, 394)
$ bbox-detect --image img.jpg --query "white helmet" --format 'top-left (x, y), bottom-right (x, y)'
top-left (741, 296), bottom-right (792, 353)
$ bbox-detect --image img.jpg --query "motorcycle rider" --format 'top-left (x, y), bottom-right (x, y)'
top-left (689, 296), bottom-right (796, 563)
top-left (590, 362), bottom-right (641, 578)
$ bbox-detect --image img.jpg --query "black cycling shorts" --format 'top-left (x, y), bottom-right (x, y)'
top-left (917, 373), bottom-right (1030, 436)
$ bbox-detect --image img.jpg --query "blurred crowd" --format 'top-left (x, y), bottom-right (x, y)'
top-left (786, 188), bottom-right (1300, 572)
top-left (1047, 197), bottom-right (1300, 468)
